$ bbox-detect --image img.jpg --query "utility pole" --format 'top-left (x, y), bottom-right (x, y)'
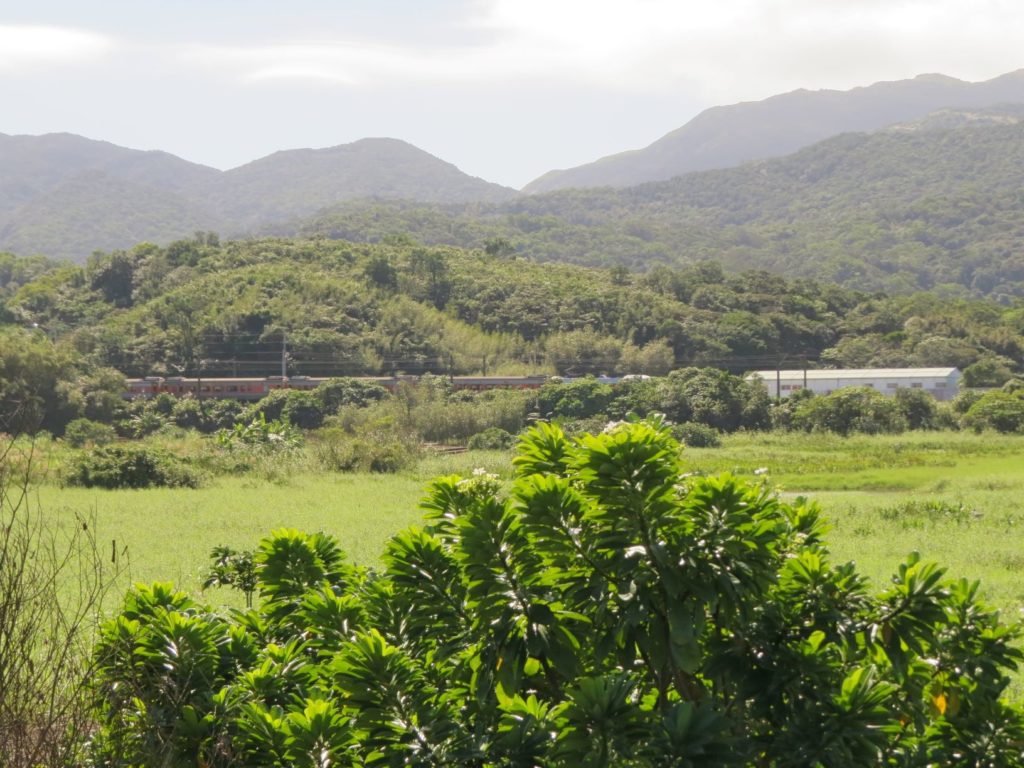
top-left (281, 331), bottom-right (287, 378)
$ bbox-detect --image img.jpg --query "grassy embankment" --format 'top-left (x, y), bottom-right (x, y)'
top-left (34, 431), bottom-right (1024, 620)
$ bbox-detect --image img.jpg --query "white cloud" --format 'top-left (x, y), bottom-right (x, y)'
top-left (0, 25), bottom-right (112, 71)
top-left (182, 0), bottom-right (1024, 101)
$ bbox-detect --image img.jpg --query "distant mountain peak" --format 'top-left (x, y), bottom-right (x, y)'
top-left (522, 68), bottom-right (1024, 193)
top-left (912, 73), bottom-right (965, 84)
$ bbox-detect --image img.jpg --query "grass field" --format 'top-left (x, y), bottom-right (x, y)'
top-left (32, 431), bottom-right (1024, 621)
top-left (33, 449), bottom-right (513, 604)
top-left (681, 432), bottom-right (1024, 614)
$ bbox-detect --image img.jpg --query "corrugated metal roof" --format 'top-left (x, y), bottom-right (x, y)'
top-left (748, 367), bottom-right (959, 380)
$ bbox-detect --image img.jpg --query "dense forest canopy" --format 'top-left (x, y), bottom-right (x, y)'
top-left (2, 237), bottom-right (1022, 390)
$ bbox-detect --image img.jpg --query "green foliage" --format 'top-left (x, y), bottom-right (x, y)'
top-left (216, 413), bottom-right (303, 452)
top-left (65, 445), bottom-right (200, 489)
top-left (791, 387), bottom-right (908, 436)
top-left (299, 121), bottom-right (1024, 300)
top-left (8, 238), bottom-right (1024, 394)
top-left (90, 421), bottom-right (1024, 766)
top-left (962, 390), bottom-right (1024, 433)
top-left (893, 387), bottom-right (942, 431)
top-left (467, 426), bottom-right (516, 450)
top-left (63, 417), bottom-right (117, 448)
top-left (538, 377), bottom-right (615, 420)
top-left (671, 421), bottom-right (722, 448)
top-left (203, 546), bottom-right (258, 607)
top-left (311, 426), bottom-right (415, 473)
top-left (963, 357), bottom-right (1016, 388)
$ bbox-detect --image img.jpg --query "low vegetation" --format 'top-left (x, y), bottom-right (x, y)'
top-left (85, 421), bottom-right (1024, 765)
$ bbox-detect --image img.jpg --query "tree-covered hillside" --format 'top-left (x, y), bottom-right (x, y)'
top-left (296, 117), bottom-right (1024, 300)
top-left (0, 135), bottom-right (514, 261)
top-left (3, 237), bottom-right (1023, 385)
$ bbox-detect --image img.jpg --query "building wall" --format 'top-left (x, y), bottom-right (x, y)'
top-left (751, 371), bottom-right (961, 401)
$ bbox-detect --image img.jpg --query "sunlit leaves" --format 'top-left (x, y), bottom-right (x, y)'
top-left (90, 419), bottom-right (1024, 767)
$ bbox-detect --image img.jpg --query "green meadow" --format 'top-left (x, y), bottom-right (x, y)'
top-left (685, 431), bottom-right (1024, 617)
top-left (35, 431), bottom-right (1024, 621)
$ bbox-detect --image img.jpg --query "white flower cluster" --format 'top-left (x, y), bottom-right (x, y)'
top-left (457, 467), bottom-right (502, 495)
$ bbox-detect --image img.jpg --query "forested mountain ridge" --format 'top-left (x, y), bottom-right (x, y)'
top-left (296, 114), bottom-right (1024, 300)
top-left (0, 134), bottom-right (514, 261)
top-left (2, 237), bottom-right (1022, 388)
top-left (523, 69), bottom-right (1024, 192)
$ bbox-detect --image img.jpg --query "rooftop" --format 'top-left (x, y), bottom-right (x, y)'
top-left (747, 367), bottom-right (959, 380)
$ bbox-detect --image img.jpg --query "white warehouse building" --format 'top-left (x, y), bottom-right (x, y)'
top-left (747, 367), bottom-right (962, 401)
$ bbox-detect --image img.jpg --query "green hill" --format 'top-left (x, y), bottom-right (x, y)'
top-left (296, 114), bottom-right (1024, 300)
top-left (4, 237), bottom-right (1023, 384)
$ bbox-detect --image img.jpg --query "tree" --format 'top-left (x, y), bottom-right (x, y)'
top-left (89, 421), bottom-right (1024, 766)
top-left (963, 357), bottom-right (1015, 388)
top-left (962, 390), bottom-right (1024, 433)
top-left (791, 387), bottom-right (906, 435)
top-left (894, 387), bottom-right (940, 430)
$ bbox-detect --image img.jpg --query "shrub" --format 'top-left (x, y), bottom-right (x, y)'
top-left (962, 390), bottom-right (1024, 433)
top-left (314, 377), bottom-right (390, 411)
top-left (89, 421), bottom-right (1024, 766)
top-left (660, 368), bottom-right (771, 432)
top-left (171, 396), bottom-right (208, 431)
top-left (312, 427), bottom-right (415, 473)
top-left (893, 387), bottom-right (940, 430)
top-left (467, 426), bottom-right (515, 450)
top-left (278, 390), bottom-right (326, 429)
top-left (538, 377), bottom-right (614, 420)
top-left (216, 414), bottom-right (302, 452)
top-left (64, 445), bottom-right (200, 489)
top-left (204, 398), bottom-right (246, 431)
top-left (117, 407), bottom-right (168, 439)
top-left (950, 388), bottom-right (985, 415)
top-left (63, 417), bottom-right (117, 448)
top-left (791, 387), bottom-right (906, 435)
top-left (671, 421), bottom-right (721, 447)
top-left (963, 357), bottom-right (1015, 388)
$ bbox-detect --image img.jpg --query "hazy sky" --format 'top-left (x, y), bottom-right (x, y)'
top-left (2, 0), bottom-right (1023, 188)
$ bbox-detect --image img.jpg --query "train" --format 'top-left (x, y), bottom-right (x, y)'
top-left (123, 374), bottom-right (596, 400)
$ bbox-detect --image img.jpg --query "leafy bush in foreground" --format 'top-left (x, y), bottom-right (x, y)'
top-left (90, 421), bottom-right (1024, 765)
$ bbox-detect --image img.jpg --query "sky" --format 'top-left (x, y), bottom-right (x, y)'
top-left (2, 0), bottom-right (1024, 188)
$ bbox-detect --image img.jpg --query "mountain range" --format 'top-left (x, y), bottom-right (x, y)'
top-left (522, 69), bottom-right (1024, 192)
top-left (2, 68), bottom-right (1024, 264)
top-left (0, 134), bottom-right (513, 260)
top-left (295, 105), bottom-right (1024, 300)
